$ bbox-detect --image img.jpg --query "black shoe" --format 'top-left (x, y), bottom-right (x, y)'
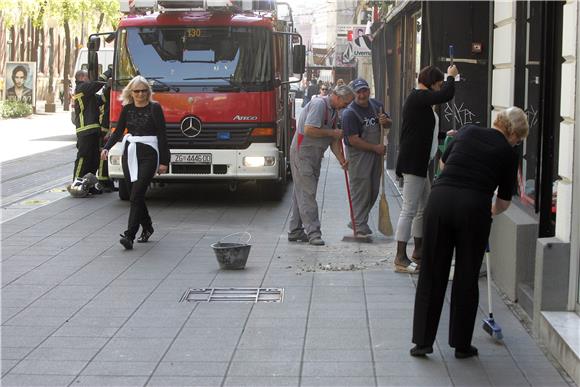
top-left (101, 184), bottom-right (114, 193)
top-left (309, 236), bottom-right (325, 246)
top-left (288, 231), bottom-right (309, 242)
top-left (119, 234), bottom-right (134, 250)
top-left (410, 345), bottom-right (433, 357)
top-left (455, 345), bottom-right (478, 359)
top-left (347, 222), bottom-right (373, 236)
top-left (137, 226), bottom-right (154, 243)
top-left (88, 185), bottom-right (103, 195)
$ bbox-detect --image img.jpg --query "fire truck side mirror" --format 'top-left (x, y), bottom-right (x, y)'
top-left (292, 45), bottom-right (306, 75)
top-left (87, 36), bottom-right (101, 82)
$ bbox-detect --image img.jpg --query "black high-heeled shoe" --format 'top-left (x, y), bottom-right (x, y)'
top-left (119, 233), bottom-right (134, 250)
top-left (455, 345), bottom-right (478, 359)
top-left (137, 226), bottom-right (154, 243)
top-left (410, 345), bottom-right (433, 357)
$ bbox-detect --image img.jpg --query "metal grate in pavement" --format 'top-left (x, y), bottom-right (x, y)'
top-left (179, 287), bottom-right (284, 303)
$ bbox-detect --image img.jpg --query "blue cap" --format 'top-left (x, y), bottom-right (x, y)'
top-left (351, 78), bottom-right (369, 92)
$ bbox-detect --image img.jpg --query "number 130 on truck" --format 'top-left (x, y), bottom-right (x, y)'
top-left (88, 0), bottom-right (306, 200)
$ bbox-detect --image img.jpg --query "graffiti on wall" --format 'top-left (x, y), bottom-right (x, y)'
top-left (525, 105), bottom-right (539, 129)
top-left (443, 102), bottom-right (479, 126)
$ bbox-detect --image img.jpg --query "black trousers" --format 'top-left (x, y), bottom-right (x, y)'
top-left (412, 185), bottom-right (492, 349)
top-left (74, 132), bottom-right (100, 179)
top-left (122, 143), bottom-right (157, 239)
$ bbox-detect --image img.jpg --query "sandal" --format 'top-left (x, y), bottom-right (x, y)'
top-left (137, 226), bottom-right (154, 243)
top-left (394, 261), bottom-right (419, 274)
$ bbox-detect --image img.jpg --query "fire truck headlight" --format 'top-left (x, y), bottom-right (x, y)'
top-left (109, 155), bottom-right (121, 166)
top-left (243, 156), bottom-right (275, 167)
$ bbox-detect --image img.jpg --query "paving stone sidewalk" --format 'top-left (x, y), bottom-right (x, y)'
top-left (0, 101), bottom-right (73, 163)
top-left (1, 152), bottom-right (575, 386)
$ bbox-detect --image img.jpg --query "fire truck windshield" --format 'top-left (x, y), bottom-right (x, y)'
top-left (116, 26), bottom-right (273, 90)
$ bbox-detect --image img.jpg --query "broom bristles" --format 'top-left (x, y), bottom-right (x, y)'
top-left (378, 193), bottom-right (393, 236)
top-left (482, 318), bottom-right (503, 340)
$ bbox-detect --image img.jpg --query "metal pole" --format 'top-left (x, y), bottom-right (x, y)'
top-left (449, 44), bottom-right (456, 131)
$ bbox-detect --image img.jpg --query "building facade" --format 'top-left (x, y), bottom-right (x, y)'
top-left (296, 0), bottom-right (366, 84)
top-left (375, 1), bottom-right (579, 383)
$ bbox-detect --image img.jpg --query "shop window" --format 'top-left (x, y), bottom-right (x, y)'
top-left (514, 1), bottom-right (561, 236)
top-left (515, 1), bottom-right (541, 210)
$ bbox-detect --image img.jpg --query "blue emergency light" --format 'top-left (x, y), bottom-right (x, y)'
top-left (217, 131), bottom-right (231, 140)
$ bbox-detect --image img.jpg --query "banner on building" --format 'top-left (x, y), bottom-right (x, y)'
top-left (336, 24), bottom-right (371, 65)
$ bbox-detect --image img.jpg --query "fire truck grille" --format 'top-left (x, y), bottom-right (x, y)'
top-left (170, 164), bottom-right (230, 175)
top-left (172, 164), bottom-right (211, 174)
top-left (166, 125), bottom-right (252, 149)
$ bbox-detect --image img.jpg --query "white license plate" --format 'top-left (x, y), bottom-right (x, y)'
top-left (171, 153), bottom-right (212, 164)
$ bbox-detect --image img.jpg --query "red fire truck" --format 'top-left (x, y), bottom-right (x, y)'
top-left (88, 0), bottom-right (305, 199)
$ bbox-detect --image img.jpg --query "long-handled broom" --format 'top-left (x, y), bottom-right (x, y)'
top-left (482, 244), bottom-right (503, 340)
top-left (378, 108), bottom-right (393, 236)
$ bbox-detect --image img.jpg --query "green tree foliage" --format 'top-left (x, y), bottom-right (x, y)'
top-left (0, 0), bottom-right (120, 109)
top-left (0, 0), bottom-right (37, 28)
top-left (0, 0), bottom-right (120, 32)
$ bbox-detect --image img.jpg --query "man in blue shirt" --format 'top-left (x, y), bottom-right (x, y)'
top-left (342, 78), bottom-right (391, 236)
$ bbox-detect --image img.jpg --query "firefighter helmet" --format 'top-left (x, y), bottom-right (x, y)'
top-left (82, 173), bottom-right (98, 188)
top-left (67, 178), bottom-right (89, 198)
top-left (82, 173), bottom-right (103, 194)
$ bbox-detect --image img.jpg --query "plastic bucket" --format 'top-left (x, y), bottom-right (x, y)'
top-left (211, 232), bottom-right (251, 270)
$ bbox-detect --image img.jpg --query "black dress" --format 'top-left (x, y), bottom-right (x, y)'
top-left (412, 125), bottom-right (518, 350)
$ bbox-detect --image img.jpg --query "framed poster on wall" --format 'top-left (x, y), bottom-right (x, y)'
top-left (3, 61), bottom-right (36, 106)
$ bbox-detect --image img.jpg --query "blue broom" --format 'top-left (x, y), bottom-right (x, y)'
top-left (482, 244), bottom-right (503, 340)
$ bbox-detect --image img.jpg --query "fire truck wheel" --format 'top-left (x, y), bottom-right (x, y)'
top-left (257, 180), bottom-right (286, 201)
top-left (118, 179), bottom-right (130, 201)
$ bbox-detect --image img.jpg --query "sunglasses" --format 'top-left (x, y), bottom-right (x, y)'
top-left (321, 88), bottom-right (328, 91)
top-left (132, 89), bottom-right (148, 94)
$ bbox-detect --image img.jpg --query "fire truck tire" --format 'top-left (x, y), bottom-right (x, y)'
top-left (257, 180), bottom-right (286, 201)
top-left (118, 179), bottom-right (130, 201)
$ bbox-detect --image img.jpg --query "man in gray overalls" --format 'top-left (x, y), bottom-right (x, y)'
top-left (288, 85), bottom-right (355, 246)
top-left (342, 78), bottom-right (391, 236)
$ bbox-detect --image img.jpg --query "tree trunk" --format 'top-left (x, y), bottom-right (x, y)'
top-left (9, 26), bottom-right (16, 61)
top-left (0, 12), bottom-right (6, 77)
top-left (19, 27), bottom-right (25, 60)
top-left (27, 18), bottom-right (33, 62)
top-left (63, 19), bottom-right (71, 111)
top-left (39, 28), bottom-right (45, 71)
top-left (45, 27), bottom-right (56, 112)
top-left (32, 26), bottom-right (39, 62)
top-left (96, 13), bottom-right (105, 33)
top-left (32, 3), bottom-right (46, 64)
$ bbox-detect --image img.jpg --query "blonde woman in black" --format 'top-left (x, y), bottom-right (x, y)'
top-left (410, 107), bottom-right (529, 358)
top-left (101, 76), bottom-right (170, 249)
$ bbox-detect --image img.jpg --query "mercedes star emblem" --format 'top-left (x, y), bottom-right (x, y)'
top-left (181, 116), bottom-right (202, 138)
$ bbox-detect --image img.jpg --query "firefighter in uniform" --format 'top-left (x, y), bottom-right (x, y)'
top-left (97, 70), bottom-right (114, 192)
top-left (69, 69), bottom-right (107, 196)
